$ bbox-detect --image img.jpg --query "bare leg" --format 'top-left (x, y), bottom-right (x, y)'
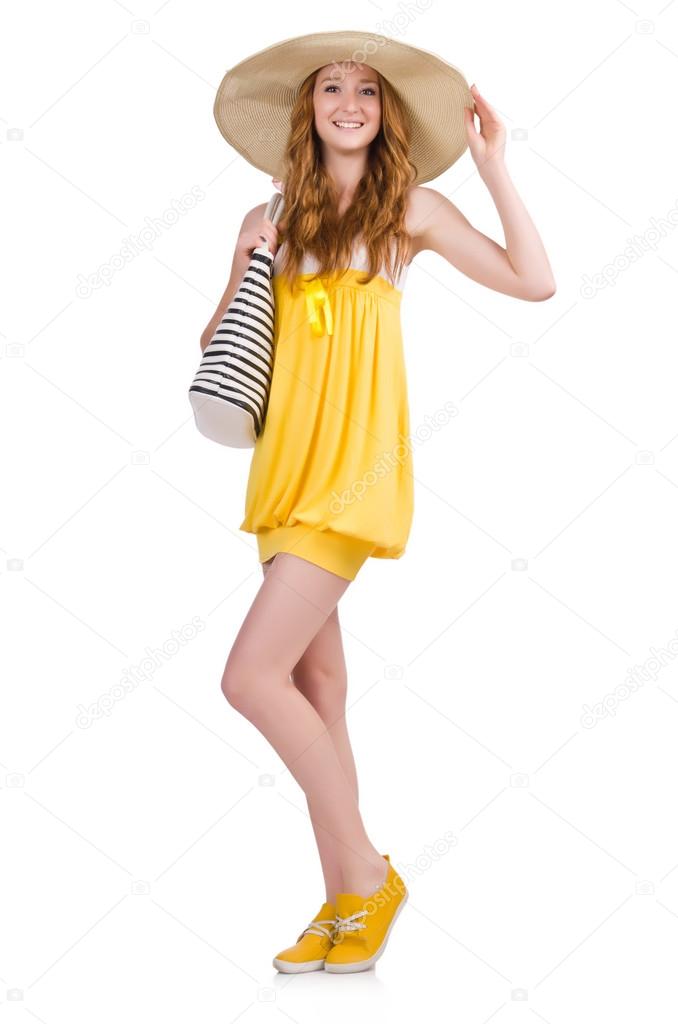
top-left (262, 556), bottom-right (363, 902)
top-left (222, 552), bottom-right (387, 897)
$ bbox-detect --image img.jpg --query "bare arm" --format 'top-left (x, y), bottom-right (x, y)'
top-left (410, 85), bottom-right (556, 302)
top-left (199, 202), bottom-right (279, 352)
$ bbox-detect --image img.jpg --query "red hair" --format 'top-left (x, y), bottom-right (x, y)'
top-left (275, 67), bottom-right (417, 291)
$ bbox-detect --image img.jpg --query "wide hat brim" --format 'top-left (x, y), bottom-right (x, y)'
top-left (214, 30), bottom-right (473, 185)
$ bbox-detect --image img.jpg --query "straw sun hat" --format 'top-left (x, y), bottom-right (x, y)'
top-left (213, 30), bottom-right (473, 185)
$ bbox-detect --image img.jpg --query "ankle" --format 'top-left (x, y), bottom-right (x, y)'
top-left (342, 855), bottom-right (389, 899)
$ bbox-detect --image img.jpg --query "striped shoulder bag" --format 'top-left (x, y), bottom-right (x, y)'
top-left (188, 191), bottom-right (284, 448)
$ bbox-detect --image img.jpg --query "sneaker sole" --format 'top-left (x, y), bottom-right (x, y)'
top-left (323, 891), bottom-right (408, 973)
top-left (272, 956), bottom-right (328, 973)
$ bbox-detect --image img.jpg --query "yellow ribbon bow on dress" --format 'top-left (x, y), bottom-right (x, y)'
top-left (303, 278), bottom-right (334, 337)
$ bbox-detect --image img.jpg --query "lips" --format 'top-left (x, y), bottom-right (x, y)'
top-left (332, 121), bottom-right (364, 129)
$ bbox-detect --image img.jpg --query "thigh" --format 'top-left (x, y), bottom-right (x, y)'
top-left (262, 556), bottom-right (347, 686)
top-left (225, 553), bottom-right (351, 680)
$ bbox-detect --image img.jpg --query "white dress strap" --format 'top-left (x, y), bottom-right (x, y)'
top-left (273, 237), bottom-right (410, 291)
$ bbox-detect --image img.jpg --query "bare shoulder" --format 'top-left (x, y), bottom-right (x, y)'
top-left (405, 185), bottom-right (464, 262)
top-left (405, 185), bottom-right (437, 228)
top-left (241, 202), bottom-right (268, 230)
top-left (404, 186), bottom-right (449, 263)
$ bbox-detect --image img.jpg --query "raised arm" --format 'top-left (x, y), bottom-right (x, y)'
top-left (408, 84), bottom-right (556, 302)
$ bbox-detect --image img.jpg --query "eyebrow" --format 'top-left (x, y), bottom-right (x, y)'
top-left (319, 77), bottom-right (379, 86)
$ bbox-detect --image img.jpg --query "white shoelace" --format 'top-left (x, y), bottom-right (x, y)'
top-left (299, 918), bottom-right (336, 941)
top-left (333, 909), bottom-right (367, 937)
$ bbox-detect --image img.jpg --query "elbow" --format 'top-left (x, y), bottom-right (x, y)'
top-left (522, 278), bottom-right (557, 302)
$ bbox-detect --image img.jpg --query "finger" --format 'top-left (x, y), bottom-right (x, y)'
top-left (463, 105), bottom-right (478, 133)
top-left (463, 116), bottom-right (481, 149)
top-left (470, 84), bottom-right (490, 109)
top-left (471, 88), bottom-right (501, 123)
top-left (258, 225), bottom-right (278, 247)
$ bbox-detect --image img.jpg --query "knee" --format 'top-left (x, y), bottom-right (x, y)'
top-left (220, 666), bottom-right (255, 713)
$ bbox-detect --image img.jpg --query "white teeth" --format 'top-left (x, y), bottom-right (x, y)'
top-left (333, 121), bottom-right (363, 129)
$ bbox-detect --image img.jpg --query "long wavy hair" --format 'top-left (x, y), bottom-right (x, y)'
top-left (275, 66), bottom-right (418, 292)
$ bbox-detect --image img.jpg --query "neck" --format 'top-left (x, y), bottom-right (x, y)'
top-left (320, 148), bottom-right (369, 202)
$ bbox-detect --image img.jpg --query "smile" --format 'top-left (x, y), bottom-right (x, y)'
top-left (332, 121), bottom-right (364, 130)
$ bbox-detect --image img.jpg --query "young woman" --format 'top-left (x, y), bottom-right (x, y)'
top-left (203, 32), bottom-right (555, 975)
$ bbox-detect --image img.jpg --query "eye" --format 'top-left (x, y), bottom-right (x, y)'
top-left (323, 85), bottom-right (377, 96)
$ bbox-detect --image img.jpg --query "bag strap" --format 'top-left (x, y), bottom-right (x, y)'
top-left (259, 192), bottom-right (284, 268)
top-left (264, 191), bottom-right (284, 232)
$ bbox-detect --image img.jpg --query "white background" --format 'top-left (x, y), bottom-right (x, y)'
top-left (3, 0), bottom-right (678, 1020)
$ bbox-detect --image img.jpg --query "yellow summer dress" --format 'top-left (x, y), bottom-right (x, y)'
top-left (239, 237), bottom-right (414, 581)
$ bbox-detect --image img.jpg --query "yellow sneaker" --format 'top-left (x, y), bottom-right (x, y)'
top-left (324, 854), bottom-right (408, 973)
top-left (272, 900), bottom-right (337, 973)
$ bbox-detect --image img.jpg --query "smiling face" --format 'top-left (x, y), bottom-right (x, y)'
top-left (312, 61), bottom-right (382, 155)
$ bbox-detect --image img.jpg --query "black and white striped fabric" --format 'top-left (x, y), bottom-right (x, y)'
top-left (189, 192), bottom-right (284, 448)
